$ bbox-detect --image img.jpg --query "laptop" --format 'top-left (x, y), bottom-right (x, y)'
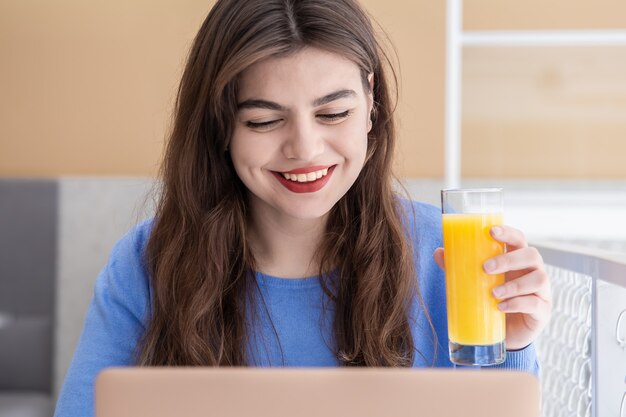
top-left (96, 367), bottom-right (540, 417)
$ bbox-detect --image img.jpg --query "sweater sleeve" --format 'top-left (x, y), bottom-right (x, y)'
top-left (53, 221), bottom-right (152, 417)
top-left (490, 343), bottom-right (540, 375)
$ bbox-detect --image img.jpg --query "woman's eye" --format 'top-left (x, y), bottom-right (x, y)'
top-left (317, 110), bottom-right (351, 122)
top-left (245, 120), bottom-right (280, 129)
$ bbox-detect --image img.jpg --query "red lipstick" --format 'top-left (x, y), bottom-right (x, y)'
top-left (272, 165), bottom-right (336, 194)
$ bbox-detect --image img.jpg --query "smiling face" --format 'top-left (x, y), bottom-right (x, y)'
top-left (229, 47), bottom-right (373, 223)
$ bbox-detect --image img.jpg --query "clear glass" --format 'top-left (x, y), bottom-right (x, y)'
top-left (441, 188), bottom-right (506, 366)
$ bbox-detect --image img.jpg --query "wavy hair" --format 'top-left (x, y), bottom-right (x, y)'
top-left (138, 0), bottom-right (435, 367)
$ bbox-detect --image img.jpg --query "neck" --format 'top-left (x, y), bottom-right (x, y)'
top-left (247, 198), bottom-right (328, 279)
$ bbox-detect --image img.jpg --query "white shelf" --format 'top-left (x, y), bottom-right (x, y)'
top-left (462, 30), bottom-right (626, 46)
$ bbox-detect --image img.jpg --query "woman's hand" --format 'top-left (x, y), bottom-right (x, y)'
top-left (433, 225), bottom-right (552, 351)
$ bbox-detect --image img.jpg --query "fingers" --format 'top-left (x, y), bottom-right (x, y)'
top-left (492, 269), bottom-right (551, 302)
top-left (433, 247), bottom-right (445, 271)
top-left (490, 225), bottom-right (528, 251)
top-left (497, 294), bottom-right (552, 321)
top-left (483, 246), bottom-right (543, 275)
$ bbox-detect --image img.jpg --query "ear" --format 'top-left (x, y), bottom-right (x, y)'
top-left (366, 72), bottom-right (375, 133)
top-left (367, 72), bottom-right (375, 111)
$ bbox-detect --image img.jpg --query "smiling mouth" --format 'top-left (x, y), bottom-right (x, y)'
top-left (271, 165), bottom-right (337, 194)
top-left (279, 167), bottom-right (331, 183)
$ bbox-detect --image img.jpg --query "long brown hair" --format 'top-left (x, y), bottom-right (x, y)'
top-left (138, 0), bottom-right (435, 367)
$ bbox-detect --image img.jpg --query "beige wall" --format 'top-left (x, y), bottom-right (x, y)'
top-left (1, 1), bottom-right (625, 178)
top-left (463, 0), bottom-right (626, 178)
top-left (463, 46), bottom-right (626, 178)
top-left (0, 0), bottom-right (211, 177)
top-left (465, 0), bottom-right (626, 30)
top-left (361, 0), bottom-right (446, 178)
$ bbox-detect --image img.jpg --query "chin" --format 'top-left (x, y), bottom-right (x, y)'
top-left (273, 198), bottom-right (337, 221)
top-left (282, 205), bottom-right (333, 221)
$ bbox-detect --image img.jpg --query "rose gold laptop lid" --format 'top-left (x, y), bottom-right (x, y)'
top-left (96, 368), bottom-right (540, 417)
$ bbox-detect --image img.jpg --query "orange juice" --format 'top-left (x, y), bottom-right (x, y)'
top-left (442, 213), bottom-right (505, 346)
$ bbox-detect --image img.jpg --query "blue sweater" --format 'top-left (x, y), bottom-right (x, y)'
top-left (54, 201), bottom-right (539, 416)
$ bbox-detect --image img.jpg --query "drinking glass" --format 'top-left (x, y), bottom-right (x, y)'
top-left (441, 188), bottom-right (506, 366)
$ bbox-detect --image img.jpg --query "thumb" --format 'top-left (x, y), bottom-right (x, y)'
top-left (433, 247), bottom-right (445, 271)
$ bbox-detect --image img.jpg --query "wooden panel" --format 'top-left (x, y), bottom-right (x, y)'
top-left (0, 0), bottom-right (212, 176)
top-left (362, 0), bottom-right (446, 178)
top-left (464, 0), bottom-right (626, 30)
top-left (462, 46), bottom-right (626, 178)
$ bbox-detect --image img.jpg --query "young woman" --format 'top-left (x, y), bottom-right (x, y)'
top-left (54, 0), bottom-right (552, 415)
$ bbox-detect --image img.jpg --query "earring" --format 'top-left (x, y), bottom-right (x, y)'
top-left (367, 119), bottom-right (372, 131)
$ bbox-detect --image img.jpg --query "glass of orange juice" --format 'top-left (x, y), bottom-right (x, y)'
top-left (441, 188), bottom-right (506, 366)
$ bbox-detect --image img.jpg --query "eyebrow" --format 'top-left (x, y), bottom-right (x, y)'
top-left (237, 89), bottom-right (357, 111)
top-left (237, 99), bottom-right (286, 111)
top-left (313, 89), bottom-right (357, 106)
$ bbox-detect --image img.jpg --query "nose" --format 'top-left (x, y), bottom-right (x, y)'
top-left (281, 116), bottom-right (324, 161)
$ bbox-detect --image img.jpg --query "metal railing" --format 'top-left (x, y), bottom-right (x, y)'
top-left (533, 242), bottom-right (626, 417)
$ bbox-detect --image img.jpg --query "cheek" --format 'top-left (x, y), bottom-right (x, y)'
top-left (332, 119), bottom-right (369, 162)
top-left (228, 133), bottom-right (257, 183)
top-left (230, 131), bottom-right (260, 168)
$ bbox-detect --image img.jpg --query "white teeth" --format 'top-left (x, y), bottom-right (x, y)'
top-left (281, 167), bottom-right (332, 183)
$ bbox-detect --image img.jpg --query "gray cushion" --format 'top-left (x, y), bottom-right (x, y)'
top-left (0, 316), bottom-right (51, 392)
top-left (0, 180), bottom-right (57, 316)
top-left (0, 180), bottom-right (57, 393)
top-left (0, 392), bottom-right (52, 417)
